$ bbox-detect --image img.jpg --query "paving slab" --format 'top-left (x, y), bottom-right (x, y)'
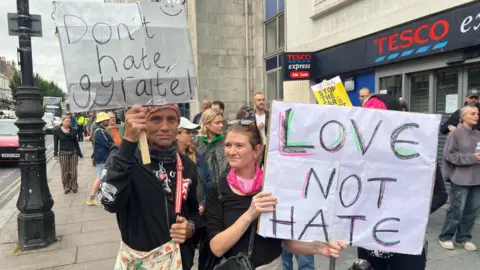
top-left (76, 241), bottom-right (119, 263)
top-left (52, 258), bottom-right (116, 270)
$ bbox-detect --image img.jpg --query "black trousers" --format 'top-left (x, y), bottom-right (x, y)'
top-left (77, 125), bottom-right (84, 141)
top-left (357, 247), bottom-right (426, 270)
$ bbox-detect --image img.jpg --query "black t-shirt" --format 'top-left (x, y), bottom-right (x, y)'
top-left (206, 179), bottom-right (282, 267)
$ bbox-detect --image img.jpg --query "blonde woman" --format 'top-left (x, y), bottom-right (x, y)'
top-left (193, 108), bottom-right (228, 184)
top-left (54, 115), bottom-right (83, 194)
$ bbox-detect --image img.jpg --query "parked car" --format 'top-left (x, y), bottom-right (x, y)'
top-left (42, 112), bottom-right (55, 134)
top-left (0, 119), bottom-right (20, 163)
top-left (53, 116), bottom-right (61, 127)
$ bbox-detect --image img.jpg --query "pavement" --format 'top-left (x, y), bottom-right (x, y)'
top-left (0, 142), bottom-right (477, 269)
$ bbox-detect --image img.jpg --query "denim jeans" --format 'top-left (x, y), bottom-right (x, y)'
top-left (281, 250), bottom-right (314, 270)
top-left (439, 183), bottom-right (480, 243)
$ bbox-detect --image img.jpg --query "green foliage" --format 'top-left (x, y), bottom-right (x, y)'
top-left (9, 68), bottom-right (66, 101)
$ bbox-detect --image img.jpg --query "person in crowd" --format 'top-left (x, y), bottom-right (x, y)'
top-left (87, 112), bottom-right (114, 206)
top-left (69, 112), bottom-right (78, 130)
top-left (108, 111), bottom-right (122, 146)
top-left (77, 113), bottom-right (86, 142)
top-left (87, 111), bottom-right (97, 138)
top-left (98, 105), bottom-right (200, 269)
top-left (84, 113), bottom-right (91, 138)
top-left (193, 100), bottom-right (212, 124)
top-left (193, 108), bottom-right (228, 184)
top-left (399, 98), bottom-right (409, 112)
top-left (440, 89), bottom-right (480, 134)
top-left (176, 116), bottom-right (213, 269)
top-left (439, 104), bottom-right (480, 251)
top-left (358, 87), bottom-right (371, 105)
top-left (355, 94), bottom-right (448, 270)
top-left (54, 115), bottom-right (83, 194)
top-left (211, 100), bottom-right (225, 114)
top-left (253, 92), bottom-right (270, 168)
top-left (205, 121), bottom-right (346, 269)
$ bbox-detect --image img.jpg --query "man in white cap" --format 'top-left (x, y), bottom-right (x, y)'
top-left (98, 105), bottom-right (200, 269)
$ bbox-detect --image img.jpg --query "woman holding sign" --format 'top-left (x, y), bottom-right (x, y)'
top-left (205, 120), bottom-right (346, 269)
top-left (439, 104), bottom-right (480, 251)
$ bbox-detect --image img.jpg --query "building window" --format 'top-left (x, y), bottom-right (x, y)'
top-left (264, 1), bottom-right (284, 55)
top-left (264, 0), bottom-right (285, 101)
top-left (265, 56), bottom-right (283, 101)
top-left (178, 103), bottom-right (190, 119)
top-left (379, 75), bottom-right (402, 99)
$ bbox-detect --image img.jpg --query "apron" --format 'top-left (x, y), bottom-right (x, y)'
top-left (114, 241), bottom-right (183, 270)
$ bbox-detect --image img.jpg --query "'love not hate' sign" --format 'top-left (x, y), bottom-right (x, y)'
top-left (54, 1), bottom-right (197, 112)
top-left (259, 101), bottom-right (441, 255)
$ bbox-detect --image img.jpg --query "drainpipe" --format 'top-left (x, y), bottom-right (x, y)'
top-left (244, 0), bottom-right (251, 105)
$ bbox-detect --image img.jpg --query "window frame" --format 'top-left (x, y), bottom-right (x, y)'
top-left (264, 12), bottom-right (285, 57)
top-left (263, 0), bottom-right (285, 102)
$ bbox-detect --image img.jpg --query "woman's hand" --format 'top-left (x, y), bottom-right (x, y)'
top-left (199, 205), bottom-right (204, 215)
top-left (324, 240), bottom-right (347, 258)
top-left (246, 191), bottom-right (277, 221)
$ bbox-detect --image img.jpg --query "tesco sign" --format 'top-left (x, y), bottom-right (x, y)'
top-left (373, 19), bottom-right (450, 54)
top-left (282, 53), bottom-right (314, 81)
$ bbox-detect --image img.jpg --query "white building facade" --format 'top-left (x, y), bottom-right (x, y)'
top-left (283, 0), bottom-right (480, 162)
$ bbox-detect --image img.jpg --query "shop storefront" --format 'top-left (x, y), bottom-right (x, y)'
top-left (282, 1), bottom-right (480, 161)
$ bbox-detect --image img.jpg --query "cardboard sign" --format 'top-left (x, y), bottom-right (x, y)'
top-left (259, 101), bottom-right (441, 255)
top-left (54, 1), bottom-right (197, 112)
top-left (311, 76), bottom-right (352, 106)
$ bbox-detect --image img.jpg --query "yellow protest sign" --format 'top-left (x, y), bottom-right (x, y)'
top-left (311, 76), bottom-right (352, 106)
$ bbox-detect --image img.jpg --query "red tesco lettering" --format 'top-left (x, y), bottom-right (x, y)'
top-left (288, 54), bottom-right (312, 61)
top-left (374, 19), bottom-right (450, 54)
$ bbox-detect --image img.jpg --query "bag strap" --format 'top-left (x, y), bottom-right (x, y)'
top-left (247, 221), bottom-right (257, 257)
top-left (174, 153), bottom-right (184, 216)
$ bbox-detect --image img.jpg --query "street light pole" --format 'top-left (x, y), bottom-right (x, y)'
top-left (14, 0), bottom-right (56, 250)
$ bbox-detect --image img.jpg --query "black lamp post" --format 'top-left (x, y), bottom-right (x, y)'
top-left (14, 0), bottom-right (56, 250)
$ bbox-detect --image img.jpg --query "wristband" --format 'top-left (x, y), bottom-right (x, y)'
top-left (188, 220), bottom-right (196, 235)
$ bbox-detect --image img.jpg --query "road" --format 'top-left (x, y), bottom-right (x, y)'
top-left (0, 135), bottom-right (55, 204)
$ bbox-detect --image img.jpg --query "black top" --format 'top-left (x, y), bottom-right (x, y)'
top-left (206, 178), bottom-right (282, 267)
top-left (53, 127), bottom-right (83, 157)
top-left (99, 140), bottom-right (200, 270)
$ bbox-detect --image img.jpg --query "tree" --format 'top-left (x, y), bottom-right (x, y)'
top-left (9, 68), bottom-right (66, 101)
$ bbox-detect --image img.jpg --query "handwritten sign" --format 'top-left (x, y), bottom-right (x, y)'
top-left (54, 1), bottom-right (197, 112)
top-left (259, 101), bottom-right (440, 255)
top-left (311, 76), bottom-right (352, 106)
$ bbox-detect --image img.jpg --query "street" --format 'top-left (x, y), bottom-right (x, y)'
top-left (0, 135), bottom-right (54, 206)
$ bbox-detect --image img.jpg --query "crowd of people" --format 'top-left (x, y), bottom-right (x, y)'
top-left (49, 89), bottom-right (480, 270)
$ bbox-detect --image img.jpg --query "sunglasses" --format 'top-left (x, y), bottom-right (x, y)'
top-left (228, 119), bottom-right (263, 144)
top-left (228, 119), bottom-right (255, 125)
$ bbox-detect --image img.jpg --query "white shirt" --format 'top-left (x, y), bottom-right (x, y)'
top-left (255, 113), bottom-right (266, 145)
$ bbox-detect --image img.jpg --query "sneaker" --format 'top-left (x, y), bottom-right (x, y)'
top-left (86, 199), bottom-right (101, 206)
top-left (456, 241), bottom-right (477, 251)
top-left (439, 240), bottom-right (454, 250)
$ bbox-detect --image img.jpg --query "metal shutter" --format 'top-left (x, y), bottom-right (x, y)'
top-left (410, 75), bottom-right (429, 114)
top-left (436, 72), bottom-right (459, 167)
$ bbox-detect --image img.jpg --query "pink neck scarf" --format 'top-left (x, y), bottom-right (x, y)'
top-left (227, 166), bottom-right (264, 195)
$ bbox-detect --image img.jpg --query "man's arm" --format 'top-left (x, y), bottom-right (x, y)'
top-left (98, 140), bottom-right (137, 213)
top-left (440, 110), bottom-right (460, 135)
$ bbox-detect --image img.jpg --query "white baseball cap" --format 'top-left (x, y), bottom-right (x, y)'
top-left (178, 117), bottom-right (199, 130)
